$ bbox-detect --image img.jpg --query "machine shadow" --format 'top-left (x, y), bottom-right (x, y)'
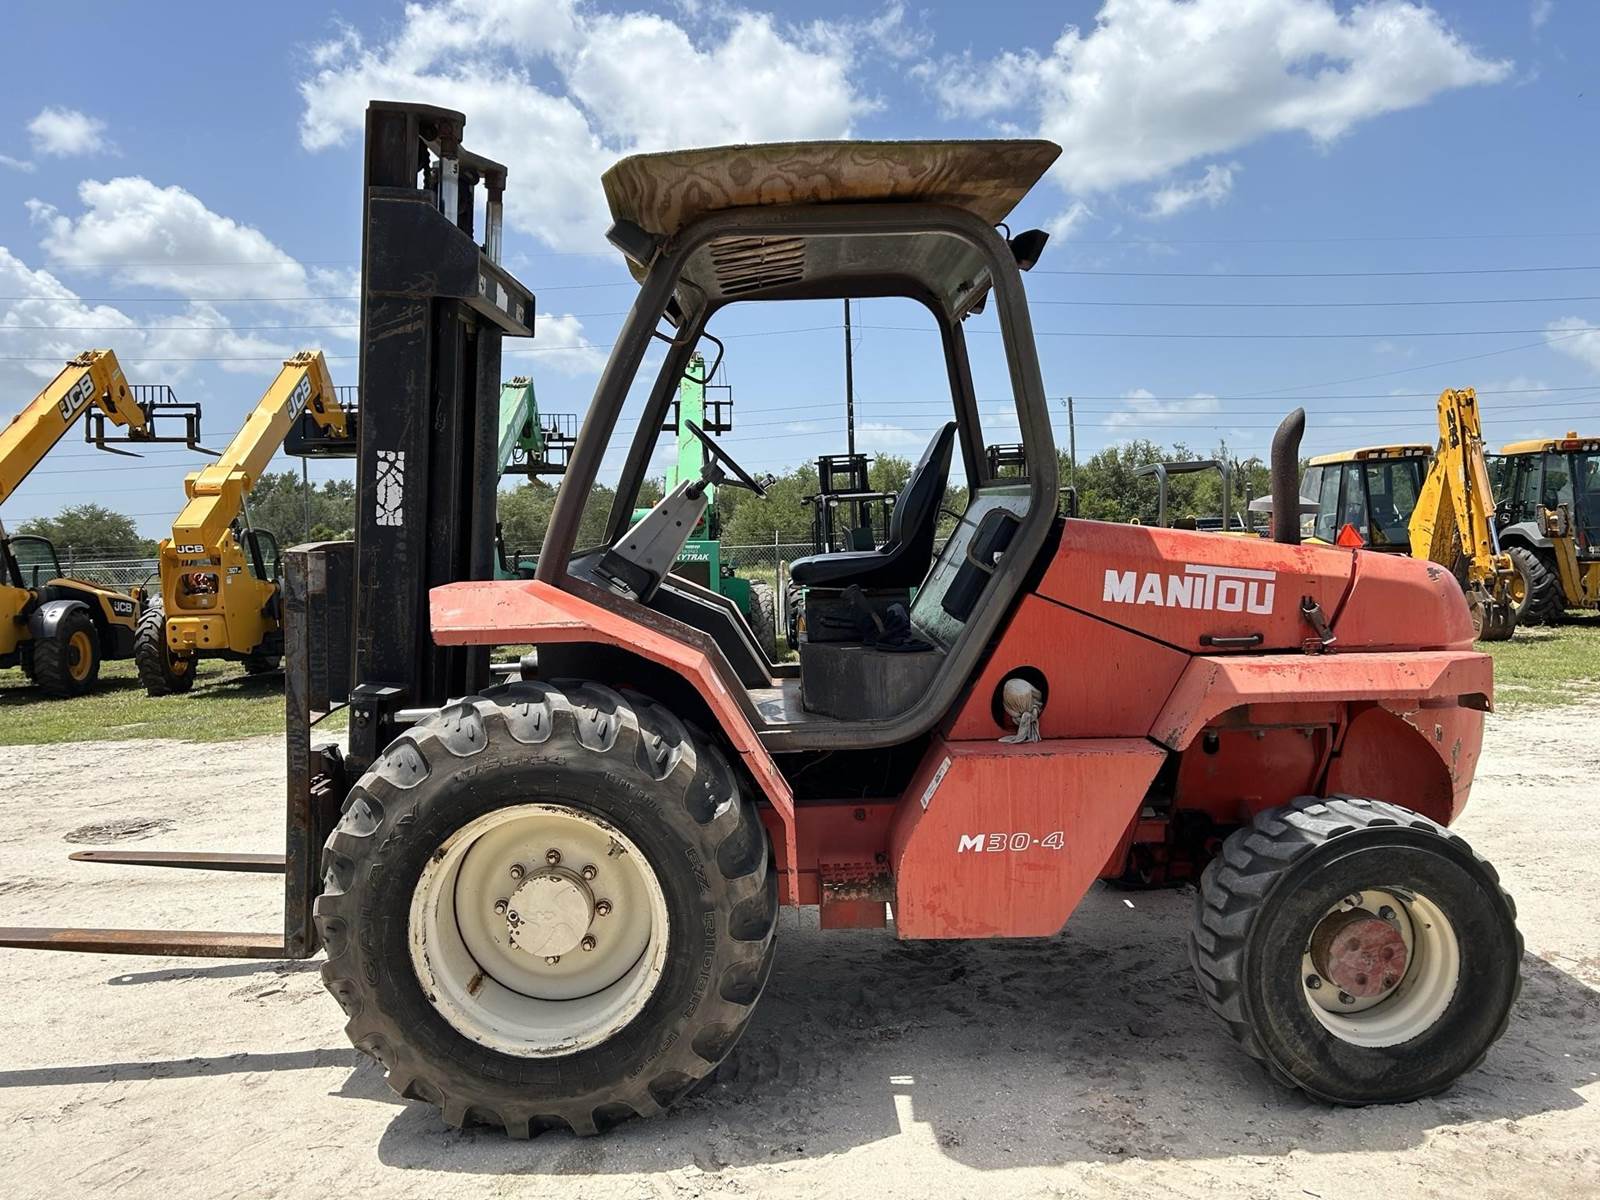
top-left (372, 888), bottom-right (1599, 1176)
top-left (0, 675), bottom-right (146, 705)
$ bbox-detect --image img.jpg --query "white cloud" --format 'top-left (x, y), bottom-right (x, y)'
top-left (0, 154), bottom-right (34, 173)
top-left (1102, 387), bottom-right (1222, 431)
top-left (1547, 316), bottom-right (1600, 374)
top-left (1046, 200), bottom-right (1094, 238)
top-left (1145, 162), bottom-right (1239, 219)
top-left (27, 107), bottom-right (110, 157)
top-left (298, 0), bottom-right (880, 250)
top-left (1531, 1), bottom-right (1554, 32)
top-left (926, 0), bottom-right (1509, 199)
top-left (506, 310), bottom-right (607, 375)
top-left (26, 176), bottom-right (358, 336)
top-left (0, 246), bottom-right (292, 406)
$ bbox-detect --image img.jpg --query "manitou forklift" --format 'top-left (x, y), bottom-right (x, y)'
top-left (0, 350), bottom-right (206, 695)
top-left (2, 108), bottom-right (1519, 1137)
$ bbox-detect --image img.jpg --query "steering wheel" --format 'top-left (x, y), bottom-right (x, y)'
top-left (684, 420), bottom-right (768, 497)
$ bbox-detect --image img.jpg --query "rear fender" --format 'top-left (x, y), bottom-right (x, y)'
top-left (431, 578), bottom-right (798, 891)
top-left (1155, 650), bottom-right (1492, 825)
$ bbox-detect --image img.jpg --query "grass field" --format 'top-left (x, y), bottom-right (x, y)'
top-left (1484, 612), bottom-right (1600, 711)
top-left (0, 656), bottom-right (343, 746)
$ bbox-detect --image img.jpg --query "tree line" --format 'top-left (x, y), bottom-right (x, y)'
top-left (15, 440), bottom-right (1271, 562)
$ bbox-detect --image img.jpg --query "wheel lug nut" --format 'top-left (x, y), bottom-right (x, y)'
top-left (507, 911), bottom-right (519, 924)
top-left (493, 899), bottom-right (507, 915)
top-left (581, 864), bottom-right (597, 881)
top-left (1305, 974), bottom-right (1322, 990)
top-left (545, 848), bottom-right (562, 866)
top-left (1344, 893), bottom-right (1363, 909)
top-left (1338, 991), bottom-right (1355, 1005)
top-left (545, 955), bottom-right (560, 965)
top-left (509, 863), bottom-right (525, 881)
top-left (595, 900), bottom-right (612, 917)
top-left (581, 935), bottom-right (597, 952)
top-left (1378, 905), bottom-right (1396, 921)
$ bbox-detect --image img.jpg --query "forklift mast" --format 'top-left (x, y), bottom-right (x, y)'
top-left (342, 101), bottom-right (535, 775)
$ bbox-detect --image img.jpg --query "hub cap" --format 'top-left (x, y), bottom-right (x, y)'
top-left (68, 630), bottom-right (93, 681)
top-left (1301, 888), bottom-right (1460, 1047)
top-left (409, 803), bottom-right (669, 1057)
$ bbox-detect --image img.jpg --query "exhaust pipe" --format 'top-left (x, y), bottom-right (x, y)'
top-left (1271, 407), bottom-right (1306, 545)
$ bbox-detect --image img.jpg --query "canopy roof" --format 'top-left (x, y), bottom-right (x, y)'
top-left (600, 140), bottom-right (1061, 312)
top-left (603, 140), bottom-right (1061, 240)
top-left (1307, 445), bottom-right (1431, 467)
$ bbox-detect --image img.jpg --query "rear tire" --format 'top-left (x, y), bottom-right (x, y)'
top-left (746, 581), bottom-right (776, 661)
top-left (316, 680), bottom-right (778, 1137)
top-left (134, 606), bottom-right (195, 696)
top-left (1191, 795), bottom-right (1521, 1105)
top-left (31, 607), bottom-right (100, 698)
top-left (1507, 546), bottom-right (1564, 625)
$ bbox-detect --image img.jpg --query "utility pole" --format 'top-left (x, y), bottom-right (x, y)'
top-left (843, 298), bottom-right (856, 457)
top-left (1065, 395), bottom-right (1077, 487)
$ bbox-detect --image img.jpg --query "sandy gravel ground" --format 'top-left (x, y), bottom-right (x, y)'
top-left (0, 703), bottom-right (1596, 1200)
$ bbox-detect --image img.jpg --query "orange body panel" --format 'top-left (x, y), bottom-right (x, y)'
top-left (1151, 650), bottom-right (1491, 750)
top-left (1331, 548), bottom-right (1477, 651)
top-left (945, 594), bottom-right (1190, 740)
top-left (1037, 521), bottom-right (1355, 652)
top-left (889, 737), bottom-right (1166, 939)
top-left (430, 579), bottom-right (798, 887)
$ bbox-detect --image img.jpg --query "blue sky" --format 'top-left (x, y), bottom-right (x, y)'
top-left (0, 0), bottom-right (1596, 540)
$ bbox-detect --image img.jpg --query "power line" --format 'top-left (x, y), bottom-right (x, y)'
top-left (0, 323), bottom-right (359, 332)
top-left (1036, 265), bottom-right (1600, 279)
top-left (1027, 295), bottom-right (1600, 310)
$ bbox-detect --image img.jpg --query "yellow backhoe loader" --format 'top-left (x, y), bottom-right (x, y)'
top-left (1, 350), bottom-right (205, 695)
top-left (136, 351), bottom-right (355, 694)
top-left (1300, 387), bottom-right (1517, 640)
top-left (1488, 433), bottom-right (1600, 623)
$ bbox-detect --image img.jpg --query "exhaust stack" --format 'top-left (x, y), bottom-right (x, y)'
top-left (1271, 408), bottom-right (1306, 545)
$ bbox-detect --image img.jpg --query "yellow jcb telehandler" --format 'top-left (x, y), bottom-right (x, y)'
top-left (1300, 387), bottom-right (1517, 640)
top-left (136, 351), bottom-right (356, 694)
top-left (0, 350), bottom-right (206, 695)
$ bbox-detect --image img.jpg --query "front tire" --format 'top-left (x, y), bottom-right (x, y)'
top-left (31, 607), bottom-right (100, 698)
top-left (316, 680), bottom-right (778, 1137)
top-left (1191, 795), bottom-right (1521, 1105)
top-left (1507, 546), bottom-right (1564, 625)
top-left (134, 606), bottom-right (195, 696)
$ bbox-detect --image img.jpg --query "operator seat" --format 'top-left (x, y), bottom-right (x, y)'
top-left (789, 422), bottom-right (957, 589)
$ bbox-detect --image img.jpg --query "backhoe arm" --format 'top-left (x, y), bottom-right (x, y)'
top-left (0, 349), bottom-right (145, 506)
top-left (169, 351), bottom-right (348, 551)
top-left (1408, 388), bottom-right (1502, 586)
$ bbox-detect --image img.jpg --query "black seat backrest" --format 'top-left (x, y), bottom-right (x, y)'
top-left (884, 423), bottom-right (957, 553)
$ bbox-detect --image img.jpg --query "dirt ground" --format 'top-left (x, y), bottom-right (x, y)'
top-left (1, 703), bottom-right (1596, 1200)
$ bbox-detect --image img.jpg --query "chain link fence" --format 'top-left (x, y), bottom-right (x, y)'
top-left (55, 556), bottom-right (159, 589)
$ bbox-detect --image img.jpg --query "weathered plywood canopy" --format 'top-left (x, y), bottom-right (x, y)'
top-left (600, 140), bottom-right (1061, 309)
top-left (603, 140), bottom-right (1061, 240)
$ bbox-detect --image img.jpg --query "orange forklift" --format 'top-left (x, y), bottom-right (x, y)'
top-left (1, 106), bottom-right (1517, 1137)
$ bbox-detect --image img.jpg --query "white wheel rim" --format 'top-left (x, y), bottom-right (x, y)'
top-left (409, 803), bottom-right (670, 1058)
top-left (1300, 888), bottom-right (1460, 1048)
